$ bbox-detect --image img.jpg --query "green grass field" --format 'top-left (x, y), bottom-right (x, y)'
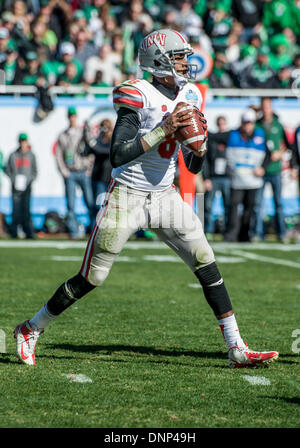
top-left (0, 240), bottom-right (300, 428)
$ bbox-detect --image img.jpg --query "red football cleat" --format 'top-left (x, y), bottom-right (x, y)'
top-left (13, 320), bottom-right (43, 366)
top-left (228, 342), bottom-right (279, 368)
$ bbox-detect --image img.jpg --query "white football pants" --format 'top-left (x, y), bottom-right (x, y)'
top-left (80, 180), bottom-right (215, 286)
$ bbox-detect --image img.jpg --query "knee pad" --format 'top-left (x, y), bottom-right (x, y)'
top-left (194, 262), bottom-right (232, 316)
top-left (194, 237), bottom-right (215, 270)
top-left (87, 265), bottom-right (110, 287)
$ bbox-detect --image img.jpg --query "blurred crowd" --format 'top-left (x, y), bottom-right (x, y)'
top-left (202, 98), bottom-right (300, 243)
top-left (0, 100), bottom-right (300, 242)
top-left (0, 0), bottom-right (300, 89)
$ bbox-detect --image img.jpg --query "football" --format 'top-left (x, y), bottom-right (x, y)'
top-left (175, 102), bottom-right (207, 152)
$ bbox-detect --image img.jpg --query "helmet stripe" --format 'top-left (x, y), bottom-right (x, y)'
top-left (171, 30), bottom-right (186, 43)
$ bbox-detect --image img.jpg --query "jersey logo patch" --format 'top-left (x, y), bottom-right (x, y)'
top-left (185, 89), bottom-right (198, 105)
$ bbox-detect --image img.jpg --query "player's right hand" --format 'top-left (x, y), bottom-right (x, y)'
top-left (161, 103), bottom-right (194, 136)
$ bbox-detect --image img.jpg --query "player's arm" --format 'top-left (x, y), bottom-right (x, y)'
top-left (181, 146), bottom-right (206, 174)
top-left (110, 103), bottom-right (193, 168)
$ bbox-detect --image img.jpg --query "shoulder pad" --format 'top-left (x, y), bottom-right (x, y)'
top-left (113, 80), bottom-right (144, 111)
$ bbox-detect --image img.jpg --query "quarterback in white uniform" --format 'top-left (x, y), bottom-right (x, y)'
top-left (14, 29), bottom-right (278, 368)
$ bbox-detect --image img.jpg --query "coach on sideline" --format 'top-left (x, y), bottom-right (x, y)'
top-left (224, 109), bottom-right (270, 242)
top-left (5, 133), bottom-right (37, 239)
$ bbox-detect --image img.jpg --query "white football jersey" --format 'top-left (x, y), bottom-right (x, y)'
top-left (111, 79), bottom-right (202, 191)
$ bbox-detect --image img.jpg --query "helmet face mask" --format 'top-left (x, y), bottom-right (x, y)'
top-left (138, 29), bottom-right (197, 87)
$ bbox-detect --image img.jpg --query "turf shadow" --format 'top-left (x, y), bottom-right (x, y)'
top-left (45, 343), bottom-right (226, 360)
top-left (274, 353), bottom-right (300, 365)
top-left (0, 354), bottom-right (21, 364)
top-left (263, 396), bottom-right (300, 406)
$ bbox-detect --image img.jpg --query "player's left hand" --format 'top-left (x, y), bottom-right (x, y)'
top-left (193, 107), bottom-right (208, 137)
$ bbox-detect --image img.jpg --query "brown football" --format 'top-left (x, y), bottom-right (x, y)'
top-left (175, 102), bottom-right (207, 152)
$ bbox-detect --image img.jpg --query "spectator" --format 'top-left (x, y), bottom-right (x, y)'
top-left (276, 66), bottom-right (293, 88)
top-left (13, 50), bottom-right (45, 85)
top-left (122, 0), bottom-right (153, 67)
top-left (11, 0), bottom-right (30, 20)
top-left (282, 27), bottom-right (300, 58)
top-left (291, 124), bottom-right (300, 189)
top-left (177, 0), bottom-right (203, 39)
top-left (292, 0), bottom-right (300, 42)
top-left (5, 132), bottom-right (37, 239)
top-left (1, 11), bottom-right (15, 35)
top-left (122, 0), bottom-right (152, 36)
top-left (84, 43), bottom-right (122, 86)
top-left (255, 98), bottom-right (289, 242)
top-left (110, 32), bottom-right (124, 68)
top-left (0, 147), bottom-right (4, 237)
top-left (225, 31), bottom-right (241, 64)
top-left (83, 118), bottom-right (113, 214)
top-left (90, 70), bottom-right (110, 97)
top-left (1, 0), bottom-right (37, 15)
top-left (240, 46), bottom-right (278, 88)
top-left (0, 26), bottom-right (15, 64)
top-left (29, 17), bottom-right (54, 62)
top-left (57, 60), bottom-right (82, 87)
top-left (269, 33), bottom-right (293, 73)
top-left (254, 98), bottom-right (289, 242)
top-left (67, 21), bottom-right (80, 46)
top-left (232, 0), bottom-right (264, 42)
top-left (73, 9), bottom-right (88, 30)
top-left (42, 41), bottom-right (83, 85)
top-left (55, 107), bottom-right (94, 239)
top-left (263, 0), bottom-right (293, 37)
top-left (0, 46), bottom-right (18, 84)
top-left (209, 52), bottom-right (234, 88)
top-left (205, 2), bottom-right (233, 52)
top-left (74, 28), bottom-right (97, 67)
top-left (292, 53), bottom-right (300, 70)
top-left (9, 0), bottom-right (33, 50)
top-left (203, 116), bottom-right (231, 239)
top-left (0, 147), bottom-right (3, 192)
top-left (39, 0), bottom-right (71, 42)
top-left (224, 109), bottom-right (270, 242)
top-left (101, 14), bottom-right (118, 46)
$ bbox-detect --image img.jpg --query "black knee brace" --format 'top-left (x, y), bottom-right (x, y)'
top-left (194, 262), bottom-right (232, 316)
top-left (47, 273), bottom-right (95, 316)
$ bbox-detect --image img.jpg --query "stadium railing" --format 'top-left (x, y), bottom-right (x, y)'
top-left (1, 85), bottom-right (299, 98)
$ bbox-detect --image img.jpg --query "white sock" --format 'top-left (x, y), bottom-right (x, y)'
top-left (29, 304), bottom-right (56, 330)
top-left (218, 314), bottom-right (244, 349)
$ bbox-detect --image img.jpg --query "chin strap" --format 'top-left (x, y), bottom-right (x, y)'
top-left (172, 69), bottom-right (189, 90)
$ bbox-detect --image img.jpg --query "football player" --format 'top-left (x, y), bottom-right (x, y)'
top-left (14, 29), bottom-right (279, 368)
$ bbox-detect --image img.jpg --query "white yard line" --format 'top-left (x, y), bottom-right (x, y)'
top-left (215, 256), bottom-right (245, 263)
top-left (212, 242), bottom-right (300, 252)
top-left (143, 255), bottom-right (181, 263)
top-left (227, 250), bottom-right (300, 269)
top-left (188, 283), bottom-right (202, 289)
top-left (43, 255), bottom-right (136, 262)
top-left (62, 373), bottom-right (93, 383)
top-left (1, 240), bottom-right (300, 251)
top-left (242, 375), bottom-right (271, 386)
